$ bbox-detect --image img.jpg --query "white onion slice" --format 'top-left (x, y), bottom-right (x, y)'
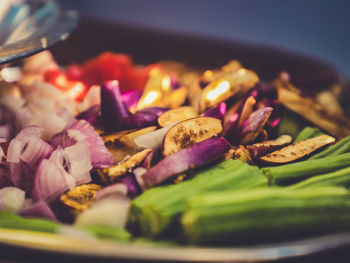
top-left (74, 197), bottom-right (130, 229)
top-left (0, 187), bottom-right (25, 213)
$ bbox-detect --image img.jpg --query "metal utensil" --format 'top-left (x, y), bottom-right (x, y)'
top-left (0, 0), bottom-right (78, 66)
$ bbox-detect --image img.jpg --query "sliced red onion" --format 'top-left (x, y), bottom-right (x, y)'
top-left (0, 186), bottom-right (25, 213)
top-left (49, 148), bottom-right (75, 190)
top-left (50, 132), bottom-right (76, 149)
top-left (0, 167), bottom-right (11, 188)
top-left (0, 95), bottom-right (25, 113)
top-left (134, 122), bottom-right (178, 149)
top-left (31, 79), bottom-right (66, 102)
top-left (101, 80), bottom-right (129, 133)
top-left (0, 124), bottom-right (11, 141)
top-left (68, 120), bottom-right (115, 168)
top-left (7, 138), bottom-right (22, 163)
top-left (95, 183), bottom-right (128, 201)
top-left (64, 142), bottom-right (92, 185)
top-left (203, 102), bottom-right (226, 120)
top-left (15, 125), bottom-right (43, 141)
top-left (20, 136), bottom-right (53, 167)
top-left (122, 89), bottom-right (142, 113)
top-left (133, 167), bottom-right (147, 189)
top-left (76, 105), bottom-right (101, 126)
top-left (141, 150), bottom-right (157, 170)
top-left (121, 173), bottom-right (143, 198)
top-left (37, 113), bottom-right (68, 141)
top-left (19, 199), bottom-right (57, 221)
top-left (7, 126), bottom-right (53, 191)
top-left (55, 108), bottom-right (75, 128)
top-left (74, 197), bottom-right (130, 229)
top-left (78, 85), bottom-right (101, 113)
top-left (32, 159), bottom-right (70, 202)
top-left (142, 137), bottom-right (231, 188)
top-left (123, 107), bottom-right (169, 129)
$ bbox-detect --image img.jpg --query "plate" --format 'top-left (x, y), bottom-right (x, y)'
top-left (1, 18), bottom-right (350, 263)
top-left (1, 228), bottom-right (350, 262)
top-left (0, 0), bottom-right (77, 66)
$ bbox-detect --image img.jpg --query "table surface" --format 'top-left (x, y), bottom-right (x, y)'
top-left (60, 0), bottom-right (350, 78)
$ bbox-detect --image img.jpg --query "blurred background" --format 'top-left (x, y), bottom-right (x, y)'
top-left (59, 0), bottom-right (350, 77)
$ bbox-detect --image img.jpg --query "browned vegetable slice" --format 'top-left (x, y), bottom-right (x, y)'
top-left (103, 126), bottom-right (156, 162)
top-left (166, 86), bottom-right (188, 109)
top-left (201, 60), bottom-right (242, 83)
top-left (238, 96), bottom-right (256, 126)
top-left (276, 77), bottom-right (350, 140)
top-left (98, 149), bottom-right (152, 183)
top-left (246, 135), bottom-right (293, 158)
top-left (199, 68), bottom-right (259, 112)
top-left (259, 134), bottom-right (335, 164)
top-left (158, 106), bottom-right (198, 127)
top-left (231, 146), bottom-right (255, 164)
top-left (60, 184), bottom-right (102, 213)
top-left (162, 117), bottom-right (223, 156)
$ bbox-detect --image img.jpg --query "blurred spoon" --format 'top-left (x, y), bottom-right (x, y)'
top-left (0, 0), bottom-right (78, 66)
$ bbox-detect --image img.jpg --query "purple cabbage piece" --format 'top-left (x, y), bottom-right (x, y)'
top-left (121, 89), bottom-right (142, 112)
top-left (101, 80), bottom-right (129, 133)
top-left (203, 102), bottom-right (226, 120)
top-left (123, 107), bottom-right (169, 129)
top-left (142, 137), bottom-right (231, 188)
top-left (76, 105), bottom-right (101, 126)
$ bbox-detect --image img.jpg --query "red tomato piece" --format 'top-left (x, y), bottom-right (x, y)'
top-left (43, 69), bottom-right (68, 90)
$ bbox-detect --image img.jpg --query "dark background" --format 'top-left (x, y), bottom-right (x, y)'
top-left (59, 0), bottom-right (350, 78)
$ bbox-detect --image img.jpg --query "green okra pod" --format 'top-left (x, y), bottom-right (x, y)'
top-left (294, 127), bottom-right (324, 143)
top-left (310, 135), bottom-right (350, 159)
top-left (129, 159), bottom-right (267, 237)
top-left (181, 187), bottom-right (350, 245)
top-left (262, 152), bottom-right (350, 186)
top-left (288, 166), bottom-right (350, 189)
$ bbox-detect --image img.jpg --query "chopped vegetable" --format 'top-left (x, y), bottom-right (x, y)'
top-left (100, 80), bottom-right (129, 133)
top-left (162, 117), bottom-right (223, 156)
top-left (129, 159), bottom-right (266, 237)
top-left (143, 137), bottom-right (231, 188)
top-left (276, 78), bottom-right (350, 139)
top-left (294, 127), bottom-right (324, 143)
top-left (246, 134), bottom-right (292, 159)
top-left (199, 68), bottom-right (259, 112)
top-left (158, 106), bottom-right (198, 128)
top-left (259, 135), bottom-right (335, 164)
top-left (97, 149), bottom-right (152, 182)
top-left (182, 186), bottom-right (350, 244)
top-left (262, 152), bottom-right (350, 186)
top-left (310, 135), bottom-right (350, 159)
